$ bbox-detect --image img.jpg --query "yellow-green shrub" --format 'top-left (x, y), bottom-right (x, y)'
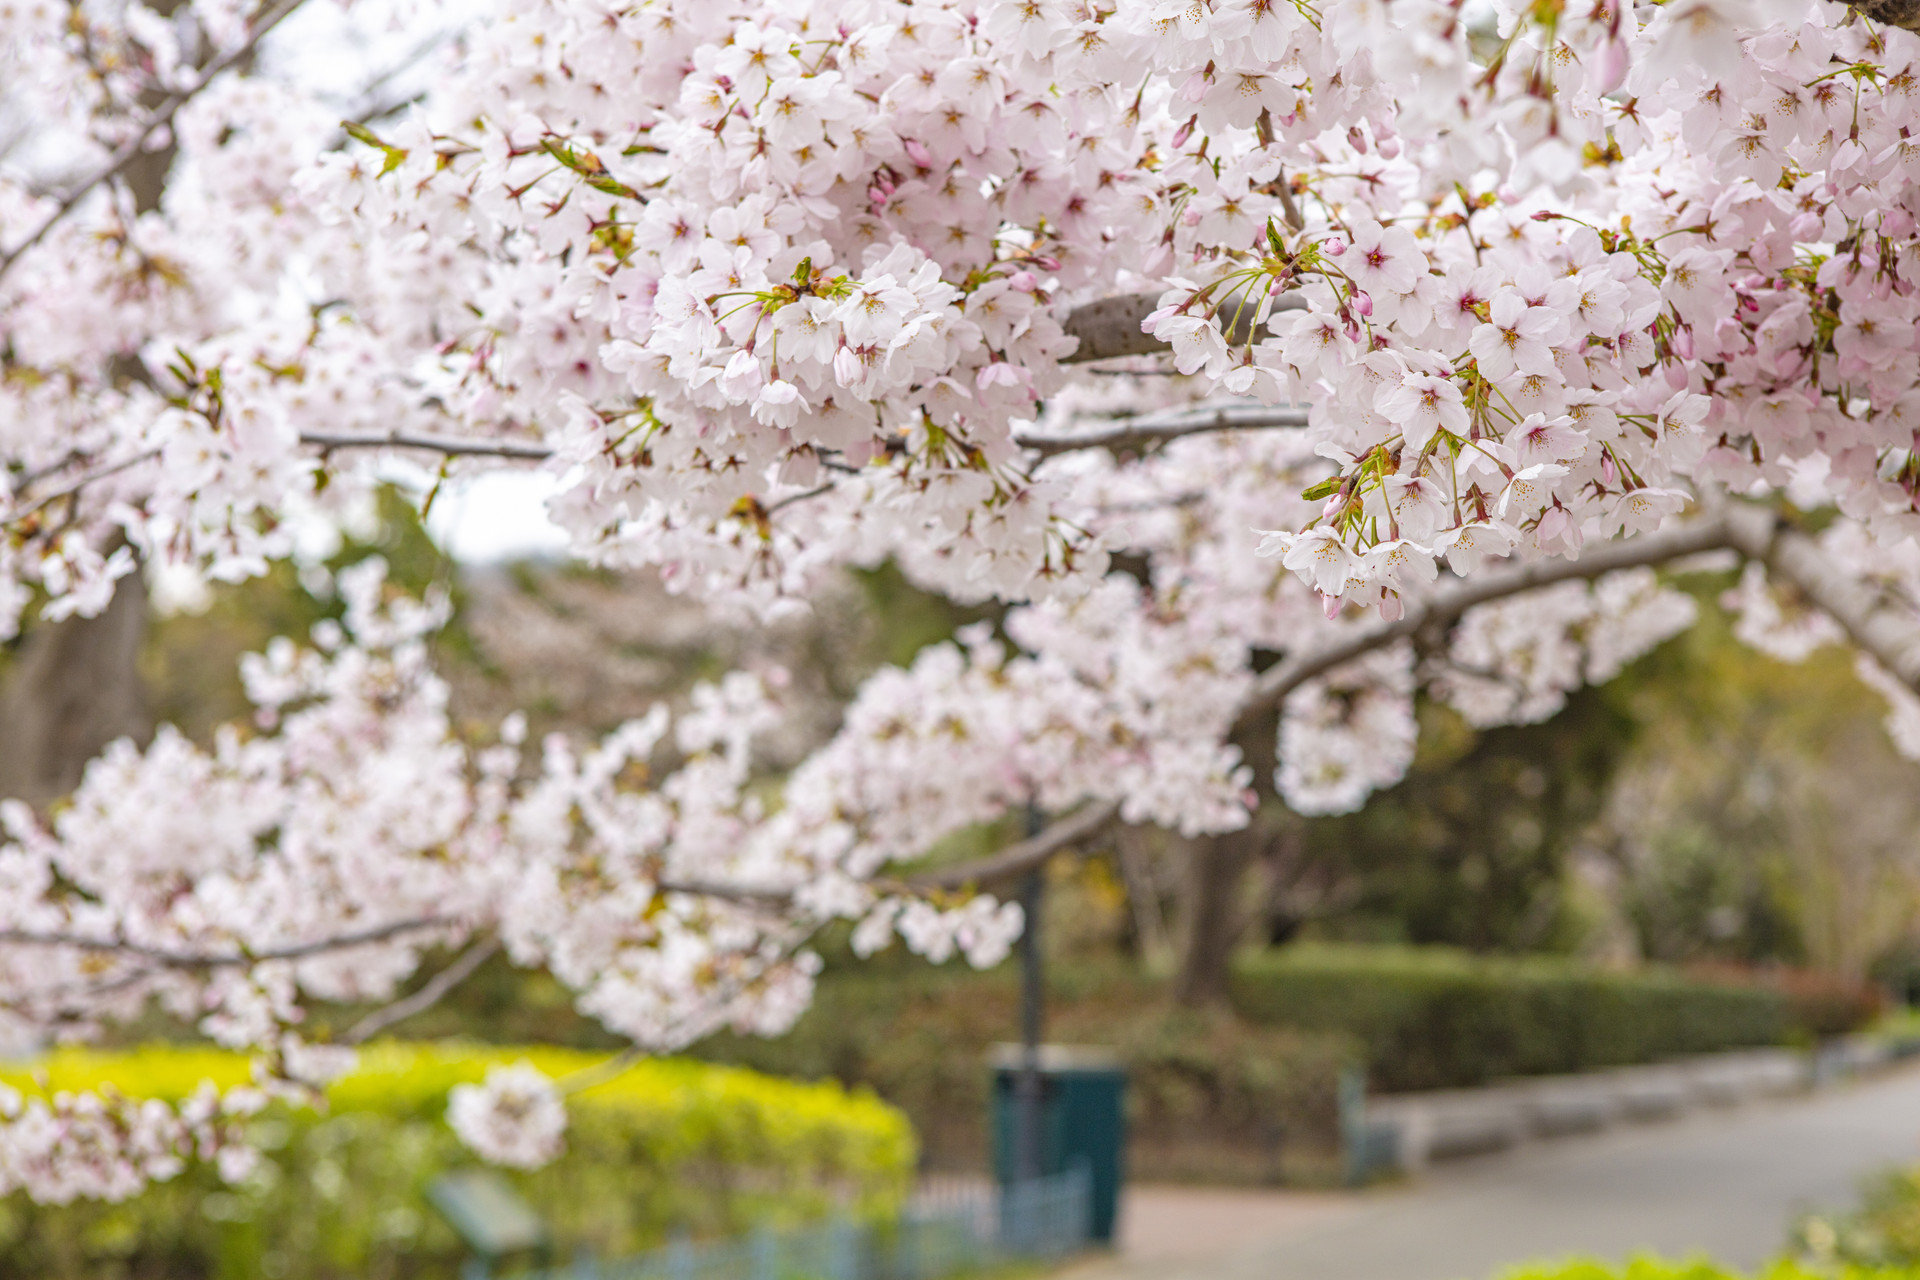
top-left (1500, 1257), bottom-right (1920, 1280)
top-left (0, 1042), bottom-right (915, 1280)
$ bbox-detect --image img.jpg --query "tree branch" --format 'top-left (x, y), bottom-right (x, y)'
top-left (1060, 291), bottom-right (1304, 364)
top-left (919, 508), bottom-right (1768, 890)
top-left (910, 795), bottom-right (1123, 891)
top-left (1737, 516), bottom-right (1920, 690)
top-left (0, 914), bottom-right (454, 969)
top-left (1843, 1), bottom-right (1920, 34)
top-left (1016, 403), bottom-right (1309, 457)
top-left (0, 0), bottom-right (313, 288)
top-left (341, 935), bottom-right (500, 1043)
top-left (298, 430), bottom-right (551, 460)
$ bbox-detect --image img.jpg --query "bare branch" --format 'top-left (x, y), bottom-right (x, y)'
top-left (1016, 403), bottom-right (1309, 457)
top-left (910, 795), bottom-right (1123, 891)
top-left (0, 914), bottom-right (455, 969)
top-left (0, 0), bottom-right (314, 288)
top-left (5, 450), bottom-right (159, 525)
top-left (298, 430), bottom-right (552, 460)
top-left (342, 935), bottom-right (500, 1043)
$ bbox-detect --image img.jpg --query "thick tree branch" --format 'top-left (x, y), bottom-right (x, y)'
top-left (0, 0), bottom-right (313, 288)
top-left (1738, 516), bottom-right (1920, 690)
top-left (1844, 1), bottom-right (1920, 34)
top-left (1060, 291), bottom-right (1304, 364)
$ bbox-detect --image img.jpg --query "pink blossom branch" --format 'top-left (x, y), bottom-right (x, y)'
top-left (917, 506), bottom-right (1784, 890)
top-left (0, 0), bottom-right (314, 288)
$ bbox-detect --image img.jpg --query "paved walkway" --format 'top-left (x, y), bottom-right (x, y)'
top-left (1067, 1064), bottom-right (1920, 1280)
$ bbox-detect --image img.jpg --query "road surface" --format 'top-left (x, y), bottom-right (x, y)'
top-left (1068, 1065), bottom-right (1920, 1280)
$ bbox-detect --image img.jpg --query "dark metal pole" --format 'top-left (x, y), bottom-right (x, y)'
top-left (1016, 803), bottom-right (1046, 1183)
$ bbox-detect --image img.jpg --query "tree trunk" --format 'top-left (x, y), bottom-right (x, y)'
top-left (1172, 824), bottom-right (1268, 1006)
top-left (0, 571), bottom-right (151, 805)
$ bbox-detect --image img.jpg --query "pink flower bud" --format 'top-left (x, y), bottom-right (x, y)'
top-left (1172, 116), bottom-right (1197, 149)
top-left (1008, 270), bottom-right (1038, 293)
top-left (1600, 451), bottom-right (1618, 486)
top-left (833, 346), bottom-right (861, 386)
top-left (1322, 592), bottom-right (1343, 620)
top-left (1323, 237), bottom-right (1346, 257)
top-left (1670, 325), bottom-right (1694, 360)
top-left (1351, 290), bottom-right (1373, 317)
top-left (903, 138), bottom-right (933, 168)
top-left (1376, 135), bottom-right (1401, 160)
top-left (1593, 39), bottom-right (1629, 95)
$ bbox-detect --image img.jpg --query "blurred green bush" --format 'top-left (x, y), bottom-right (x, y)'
top-left (1792, 1164), bottom-right (1920, 1269)
top-left (1229, 944), bottom-right (1874, 1093)
top-left (0, 1042), bottom-right (914, 1280)
top-left (1500, 1257), bottom-right (1920, 1280)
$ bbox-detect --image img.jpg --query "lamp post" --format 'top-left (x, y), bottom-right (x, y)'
top-left (1015, 803), bottom-right (1045, 1182)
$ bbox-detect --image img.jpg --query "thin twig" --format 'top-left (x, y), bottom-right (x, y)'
top-left (0, 914), bottom-right (453, 969)
top-left (299, 430), bottom-right (551, 460)
top-left (342, 935), bottom-right (500, 1043)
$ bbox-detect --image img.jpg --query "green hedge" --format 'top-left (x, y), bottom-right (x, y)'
top-left (1229, 945), bottom-right (1810, 1093)
top-left (1500, 1258), bottom-right (1920, 1280)
top-left (0, 1043), bottom-right (915, 1280)
top-left (694, 961), bottom-right (1357, 1183)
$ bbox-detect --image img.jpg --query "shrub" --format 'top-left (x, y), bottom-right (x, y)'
top-left (0, 1042), bottom-right (915, 1280)
top-left (1500, 1256), bottom-right (1920, 1280)
top-left (1229, 944), bottom-right (1816, 1093)
top-left (1793, 1165), bottom-right (1920, 1269)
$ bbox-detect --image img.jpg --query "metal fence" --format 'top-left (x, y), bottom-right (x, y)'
top-left (515, 1167), bottom-right (1093, 1280)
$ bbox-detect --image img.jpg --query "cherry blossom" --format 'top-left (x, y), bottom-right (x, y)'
top-left (447, 1064), bottom-right (568, 1170)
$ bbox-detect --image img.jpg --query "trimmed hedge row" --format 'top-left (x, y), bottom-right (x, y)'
top-left (1229, 944), bottom-right (1828, 1093)
top-left (0, 1042), bottom-right (915, 1280)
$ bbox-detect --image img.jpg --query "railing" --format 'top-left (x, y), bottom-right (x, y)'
top-left (516, 1167), bottom-right (1093, 1280)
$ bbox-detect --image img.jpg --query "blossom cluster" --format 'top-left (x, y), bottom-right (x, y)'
top-left (446, 1064), bottom-right (567, 1169)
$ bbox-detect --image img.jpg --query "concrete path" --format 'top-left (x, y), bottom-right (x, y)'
top-left (1068, 1065), bottom-right (1920, 1280)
